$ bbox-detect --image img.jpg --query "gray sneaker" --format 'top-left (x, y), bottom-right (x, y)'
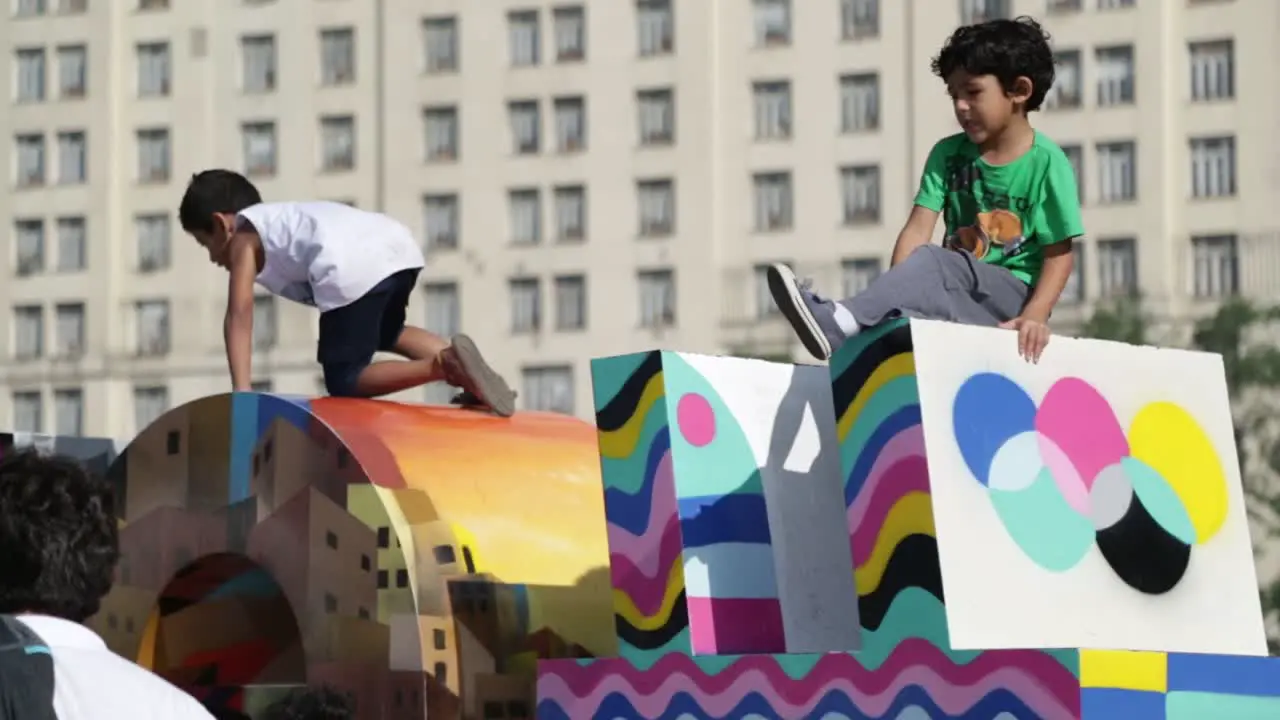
top-left (766, 263), bottom-right (847, 362)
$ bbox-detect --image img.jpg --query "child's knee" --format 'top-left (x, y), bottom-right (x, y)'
top-left (322, 362), bottom-right (367, 397)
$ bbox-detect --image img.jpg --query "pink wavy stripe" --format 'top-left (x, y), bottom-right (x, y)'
top-left (849, 456), bottom-right (931, 564)
top-left (846, 425), bottom-right (928, 521)
top-left (538, 639), bottom-right (1078, 712)
top-left (688, 597), bottom-right (786, 655)
top-left (537, 663), bottom-right (1077, 720)
top-left (609, 515), bottom-right (682, 611)
top-left (606, 450), bottom-right (676, 568)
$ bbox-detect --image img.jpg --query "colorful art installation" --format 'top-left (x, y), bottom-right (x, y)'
top-left (537, 318), bottom-right (1280, 719)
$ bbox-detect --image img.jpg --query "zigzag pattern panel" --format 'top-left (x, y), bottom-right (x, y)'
top-left (593, 353), bottom-right (691, 663)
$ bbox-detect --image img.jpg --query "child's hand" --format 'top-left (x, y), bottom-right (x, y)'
top-left (999, 316), bottom-right (1051, 363)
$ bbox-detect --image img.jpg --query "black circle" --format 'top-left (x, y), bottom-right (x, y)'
top-left (1095, 488), bottom-right (1192, 594)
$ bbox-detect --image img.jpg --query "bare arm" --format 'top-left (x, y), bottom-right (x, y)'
top-left (890, 205), bottom-right (941, 266)
top-left (224, 234), bottom-right (258, 392)
top-left (1021, 239), bottom-right (1076, 322)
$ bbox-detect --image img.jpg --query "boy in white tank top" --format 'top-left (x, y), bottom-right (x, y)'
top-left (179, 170), bottom-right (516, 416)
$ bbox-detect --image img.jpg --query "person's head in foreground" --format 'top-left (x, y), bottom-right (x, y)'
top-left (0, 449), bottom-right (118, 622)
top-left (932, 16), bottom-right (1055, 147)
top-left (179, 169), bottom-right (264, 270)
top-left (262, 685), bottom-right (355, 720)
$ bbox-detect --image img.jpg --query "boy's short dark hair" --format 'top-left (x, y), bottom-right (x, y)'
top-left (932, 16), bottom-right (1056, 113)
top-left (0, 450), bottom-right (118, 623)
top-left (262, 686), bottom-right (355, 720)
top-left (178, 169), bottom-right (263, 234)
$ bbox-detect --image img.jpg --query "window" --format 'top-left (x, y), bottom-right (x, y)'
top-left (508, 189), bottom-right (542, 245)
top-left (753, 81), bottom-right (791, 140)
top-left (637, 88), bottom-right (675, 145)
top-left (508, 100), bottom-right (541, 154)
top-left (15, 219), bottom-right (44, 276)
top-left (423, 106), bottom-right (459, 161)
top-left (637, 179), bottom-right (675, 236)
top-left (1047, 0), bottom-right (1082, 10)
top-left (842, 257), bottom-right (882, 297)
top-left (509, 10), bottom-right (540, 67)
top-left (56, 217), bottom-right (85, 271)
top-left (638, 269), bottom-right (676, 328)
top-left (241, 35), bottom-right (277, 93)
top-left (1192, 234), bottom-right (1237, 298)
top-left (1059, 251), bottom-right (1084, 306)
top-left (136, 42), bottom-right (170, 97)
top-left (52, 45), bottom-right (86, 100)
top-left (15, 0), bottom-right (45, 18)
top-left (509, 277), bottom-right (541, 333)
top-left (1096, 45), bottom-right (1134, 106)
top-left (133, 386), bottom-right (170, 432)
top-left (136, 214), bottom-right (170, 271)
top-left (253, 295), bottom-right (277, 350)
top-left (320, 115), bottom-right (356, 171)
top-left (242, 122), bottom-right (277, 176)
top-left (12, 392), bottom-right (42, 434)
top-left (376, 527), bottom-right (390, 548)
top-left (56, 131), bottom-right (86, 184)
top-left (54, 302), bottom-right (84, 356)
top-left (554, 185), bottom-right (586, 242)
top-left (753, 264), bottom-right (784, 318)
top-left (554, 275), bottom-right (587, 330)
top-left (1098, 0), bottom-right (1134, 8)
top-left (522, 366), bottom-right (574, 414)
top-left (753, 172), bottom-right (793, 231)
top-left (554, 6), bottom-right (585, 61)
top-left (320, 28), bottom-right (355, 85)
top-left (554, 96), bottom-right (586, 152)
top-left (324, 594), bottom-right (338, 613)
top-left (53, 388), bottom-right (82, 436)
top-left (15, 48), bottom-right (45, 102)
top-left (433, 629), bottom-right (447, 650)
top-left (423, 17), bottom-right (459, 72)
top-left (1045, 50), bottom-right (1081, 109)
top-left (138, 0), bottom-right (168, 10)
top-left (423, 194), bottom-right (459, 250)
top-left (1189, 136), bottom-right (1235, 198)
top-left (135, 300), bottom-right (170, 355)
top-left (325, 530), bottom-right (338, 549)
top-left (841, 0), bottom-right (879, 39)
top-left (637, 0), bottom-right (674, 56)
top-left (15, 134), bottom-right (45, 187)
top-left (1096, 141), bottom-right (1135, 203)
top-left (1062, 143), bottom-right (1084, 203)
top-left (959, 0), bottom-right (1010, 24)
top-left (840, 165), bottom-right (881, 224)
top-left (433, 663), bottom-right (448, 686)
top-left (423, 282), bottom-right (460, 337)
top-left (136, 128), bottom-right (170, 183)
top-left (1189, 40), bottom-right (1233, 101)
top-left (1097, 237), bottom-right (1137, 298)
top-left (753, 0), bottom-right (790, 47)
top-left (13, 305), bottom-right (43, 359)
top-left (839, 73), bottom-right (879, 132)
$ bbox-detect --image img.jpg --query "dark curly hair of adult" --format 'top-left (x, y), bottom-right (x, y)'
top-left (931, 16), bottom-right (1056, 113)
top-left (178, 169), bottom-right (262, 234)
top-left (262, 686), bottom-right (355, 720)
top-left (0, 449), bottom-right (118, 622)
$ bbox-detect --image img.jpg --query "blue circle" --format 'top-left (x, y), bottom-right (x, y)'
top-left (953, 373), bottom-right (1038, 486)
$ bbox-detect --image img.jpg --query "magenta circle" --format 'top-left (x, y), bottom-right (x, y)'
top-left (677, 393), bottom-right (717, 447)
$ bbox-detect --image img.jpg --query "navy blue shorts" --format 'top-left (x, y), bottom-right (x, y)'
top-left (318, 268), bottom-right (420, 397)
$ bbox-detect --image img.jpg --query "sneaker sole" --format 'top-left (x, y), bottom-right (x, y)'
top-left (449, 335), bottom-right (517, 417)
top-left (767, 264), bottom-right (833, 361)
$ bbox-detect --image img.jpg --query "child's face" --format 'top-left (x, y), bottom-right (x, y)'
top-left (945, 71), bottom-right (1028, 145)
top-left (192, 213), bottom-right (236, 269)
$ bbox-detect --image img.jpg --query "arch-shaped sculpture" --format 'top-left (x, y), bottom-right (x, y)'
top-left (92, 393), bottom-right (614, 718)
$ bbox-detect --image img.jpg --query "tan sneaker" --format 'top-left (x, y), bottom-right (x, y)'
top-left (439, 335), bottom-right (517, 417)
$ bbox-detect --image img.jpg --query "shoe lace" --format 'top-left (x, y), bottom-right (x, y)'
top-left (796, 277), bottom-right (829, 304)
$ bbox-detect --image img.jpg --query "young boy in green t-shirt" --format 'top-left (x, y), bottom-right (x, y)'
top-left (767, 16), bottom-right (1082, 364)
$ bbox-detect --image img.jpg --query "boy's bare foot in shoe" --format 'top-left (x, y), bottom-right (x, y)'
top-left (439, 335), bottom-right (517, 417)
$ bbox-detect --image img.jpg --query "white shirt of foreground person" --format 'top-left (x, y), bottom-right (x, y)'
top-left (17, 615), bottom-right (215, 720)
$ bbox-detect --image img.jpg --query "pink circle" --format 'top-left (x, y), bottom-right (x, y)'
top-left (677, 393), bottom-right (716, 447)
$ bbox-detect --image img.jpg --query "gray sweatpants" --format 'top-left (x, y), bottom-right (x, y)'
top-left (840, 244), bottom-right (1030, 327)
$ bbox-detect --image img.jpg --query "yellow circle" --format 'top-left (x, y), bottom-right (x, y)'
top-left (1127, 401), bottom-right (1228, 543)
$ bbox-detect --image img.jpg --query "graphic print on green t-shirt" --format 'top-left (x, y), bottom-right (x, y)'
top-left (913, 131), bottom-right (1085, 286)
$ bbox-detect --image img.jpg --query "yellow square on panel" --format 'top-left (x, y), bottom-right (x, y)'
top-left (1080, 649), bottom-right (1168, 693)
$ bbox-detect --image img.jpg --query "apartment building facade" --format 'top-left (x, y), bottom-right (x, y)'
top-left (0, 0), bottom-right (1273, 434)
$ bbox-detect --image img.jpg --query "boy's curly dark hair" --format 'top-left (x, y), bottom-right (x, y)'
top-left (178, 169), bottom-right (262, 234)
top-left (262, 686), bottom-right (355, 720)
top-left (0, 449), bottom-right (119, 622)
top-left (931, 16), bottom-right (1056, 113)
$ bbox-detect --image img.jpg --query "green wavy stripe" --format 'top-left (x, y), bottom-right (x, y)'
top-left (840, 376), bottom-right (919, 480)
top-left (618, 626), bottom-right (692, 667)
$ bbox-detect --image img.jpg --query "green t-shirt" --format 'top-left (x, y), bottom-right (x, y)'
top-left (913, 131), bottom-right (1084, 286)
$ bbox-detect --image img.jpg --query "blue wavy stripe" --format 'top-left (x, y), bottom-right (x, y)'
top-left (604, 428), bottom-right (672, 535)
top-left (844, 405), bottom-right (921, 507)
top-left (678, 493), bottom-right (772, 548)
top-left (536, 685), bottom-right (1045, 720)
